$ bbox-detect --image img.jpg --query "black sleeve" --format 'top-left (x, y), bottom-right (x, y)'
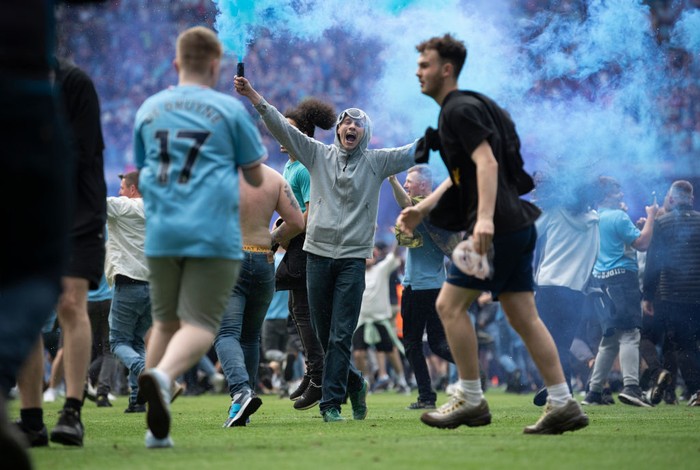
top-left (642, 223), bottom-right (663, 301)
top-left (443, 99), bottom-right (493, 160)
top-left (60, 65), bottom-right (105, 167)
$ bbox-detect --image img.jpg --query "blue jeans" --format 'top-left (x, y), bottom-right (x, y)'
top-left (215, 251), bottom-right (274, 396)
top-left (109, 282), bottom-right (152, 404)
top-left (401, 286), bottom-right (453, 403)
top-left (306, 253), bottom-right (365, 414)
top-left (0, 277), bottom-right (60, 396)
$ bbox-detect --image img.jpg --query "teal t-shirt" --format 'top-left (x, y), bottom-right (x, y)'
top-left (283, 159), bottom-right (310, 213)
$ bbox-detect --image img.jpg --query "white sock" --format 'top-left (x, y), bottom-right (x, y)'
top-left (547, 382), bottom-right (572, 407)
top-left (459, 379), bottom-right (484, 407)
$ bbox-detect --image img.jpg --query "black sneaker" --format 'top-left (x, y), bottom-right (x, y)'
top-left (601, 388), bottom-right (615, 405)
top-left (533, 387), bottom-right (548, 407)
top-left (49, 408), bottom-right (84, 446)
top-left (663, 389), bottom-right (679, 405)
top-left (96, 394), bottom-right (112, 408)
top-left (14, 420), bottom-right (48, 447)
top-left (289, 375), bottom-right (311, 401)
top-left (406, 400), bottom-right (436, 410)
top-left (688, 391), bottom-right (700, 407)
top-left (619, 385), bottom-right (652, 407)
top-left (581, 391), bottom-right (605, 406)
top-left (648, 369), bottom-right (672, 406)
top-left (1, 396), bottom-right (32, 470)
top-left (293, 381), bottom-right (322, 410)
top-left (124, 402), bottom-right (146, 413)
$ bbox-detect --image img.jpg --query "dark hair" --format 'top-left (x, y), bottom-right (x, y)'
top-left (598, 176), bottom-right (621, 199)
top-left (284, 98), bottom-right (336, 138)
top-left (119, 171), bottom-right (140, 192)
top-left (416, 33), bottom-right (467, 78)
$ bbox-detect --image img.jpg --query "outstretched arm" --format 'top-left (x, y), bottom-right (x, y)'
top-left (631, 203), bottom-right (659, 252)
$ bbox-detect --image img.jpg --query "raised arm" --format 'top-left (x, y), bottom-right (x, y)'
top-left (388, 175), bottom-right (412, 209)
top-left (631, 203), bottom-right (659, 252)
top-left (396, 176), bottom-right (453, 236)
top-left (233, 75), bottom-right (263, 106)
top-left (234, 76), bottom-right (323, 168)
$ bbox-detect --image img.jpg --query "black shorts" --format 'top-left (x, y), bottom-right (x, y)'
top-left (446, 225), bottom-right (536, 300)
top-left (66, 230), bottom-right (105, 290)
top-left (352, 323), bottom-right (395, 352)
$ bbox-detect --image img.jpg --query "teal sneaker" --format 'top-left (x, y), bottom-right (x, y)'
top-left (322, 408), bottom-right (345, 422)
top-left (349, 379), bottom-right (368, 420)
top-left (223, 389), bottom-right (262, 428)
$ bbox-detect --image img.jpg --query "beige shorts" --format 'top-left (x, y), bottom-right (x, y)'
top-left (147, 257), bottom-right (241, 334)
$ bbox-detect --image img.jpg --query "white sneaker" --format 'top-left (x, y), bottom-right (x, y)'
top-left (43, 387), bottom-right (58, 403)
top-left (145, 430), bottom-right (173, 449)
top-left (209, 373), bottom-right (226, 394)
top-left (445, 382), bottom-right (459, 396)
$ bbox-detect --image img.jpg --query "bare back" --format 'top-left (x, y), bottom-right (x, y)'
top-left (239, 164), bottom-right (303, 247)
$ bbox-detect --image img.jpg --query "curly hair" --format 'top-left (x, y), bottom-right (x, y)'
top-left (284, 97), bottom-right (336, 138)
top-left (416, 33), bottom-right (467, 79)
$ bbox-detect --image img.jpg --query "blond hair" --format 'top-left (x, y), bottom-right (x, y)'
top-left (176, 26), bottom-right (222, 75)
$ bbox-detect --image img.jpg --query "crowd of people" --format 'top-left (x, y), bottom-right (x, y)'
top-left (53, 0), bottom-right (700, 192)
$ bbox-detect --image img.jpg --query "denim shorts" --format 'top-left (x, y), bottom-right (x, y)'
top-left (446, 225), bottom-right (536, 300)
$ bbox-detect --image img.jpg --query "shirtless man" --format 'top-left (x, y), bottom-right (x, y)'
top-left (214, 164), bottom-right (304, 427)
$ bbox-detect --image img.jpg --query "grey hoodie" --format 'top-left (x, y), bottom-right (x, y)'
top-left (534, 207), bottom-right (600, 292)
top-left (254, 99), bottom-right (417, 259)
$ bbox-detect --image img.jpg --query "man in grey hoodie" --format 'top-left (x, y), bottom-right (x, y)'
top-left (235, 76), bottom-right (417, 422)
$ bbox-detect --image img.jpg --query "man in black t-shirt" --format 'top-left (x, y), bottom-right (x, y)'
top-left (16, 59), bottom-right (107, 449)
top-left (397, 34), bottom-right (588, 435)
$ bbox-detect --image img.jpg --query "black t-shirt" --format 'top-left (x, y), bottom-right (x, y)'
top-left (436, 90), bottom-right (540, 235)
top-left (56, 59), bottom-right (107, 238)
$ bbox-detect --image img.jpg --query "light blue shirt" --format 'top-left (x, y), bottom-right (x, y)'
top-left (134, 85), bottom-right (266, 259)
top-left (594, 207), bottom-right (640, 273)
top-left (88, 274), bottom-right (112, 302)
top-left (402, 223), bottom-right (446, 290)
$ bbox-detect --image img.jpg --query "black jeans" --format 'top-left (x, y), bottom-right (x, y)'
top-left (658, 300), bottom-right (700, 393)
top-left (289, 288), bottom-right (325, 382)
top-left (401, 286), bottom-right (453, 403)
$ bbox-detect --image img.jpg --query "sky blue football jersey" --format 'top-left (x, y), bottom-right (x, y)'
top-left (134, 85), bottom-right (266, 259)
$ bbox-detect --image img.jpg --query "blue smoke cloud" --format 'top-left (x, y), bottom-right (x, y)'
top-left (671, 8), bottom-right (700, 52)
top-left (212, 0), bottom-right (698, 216)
